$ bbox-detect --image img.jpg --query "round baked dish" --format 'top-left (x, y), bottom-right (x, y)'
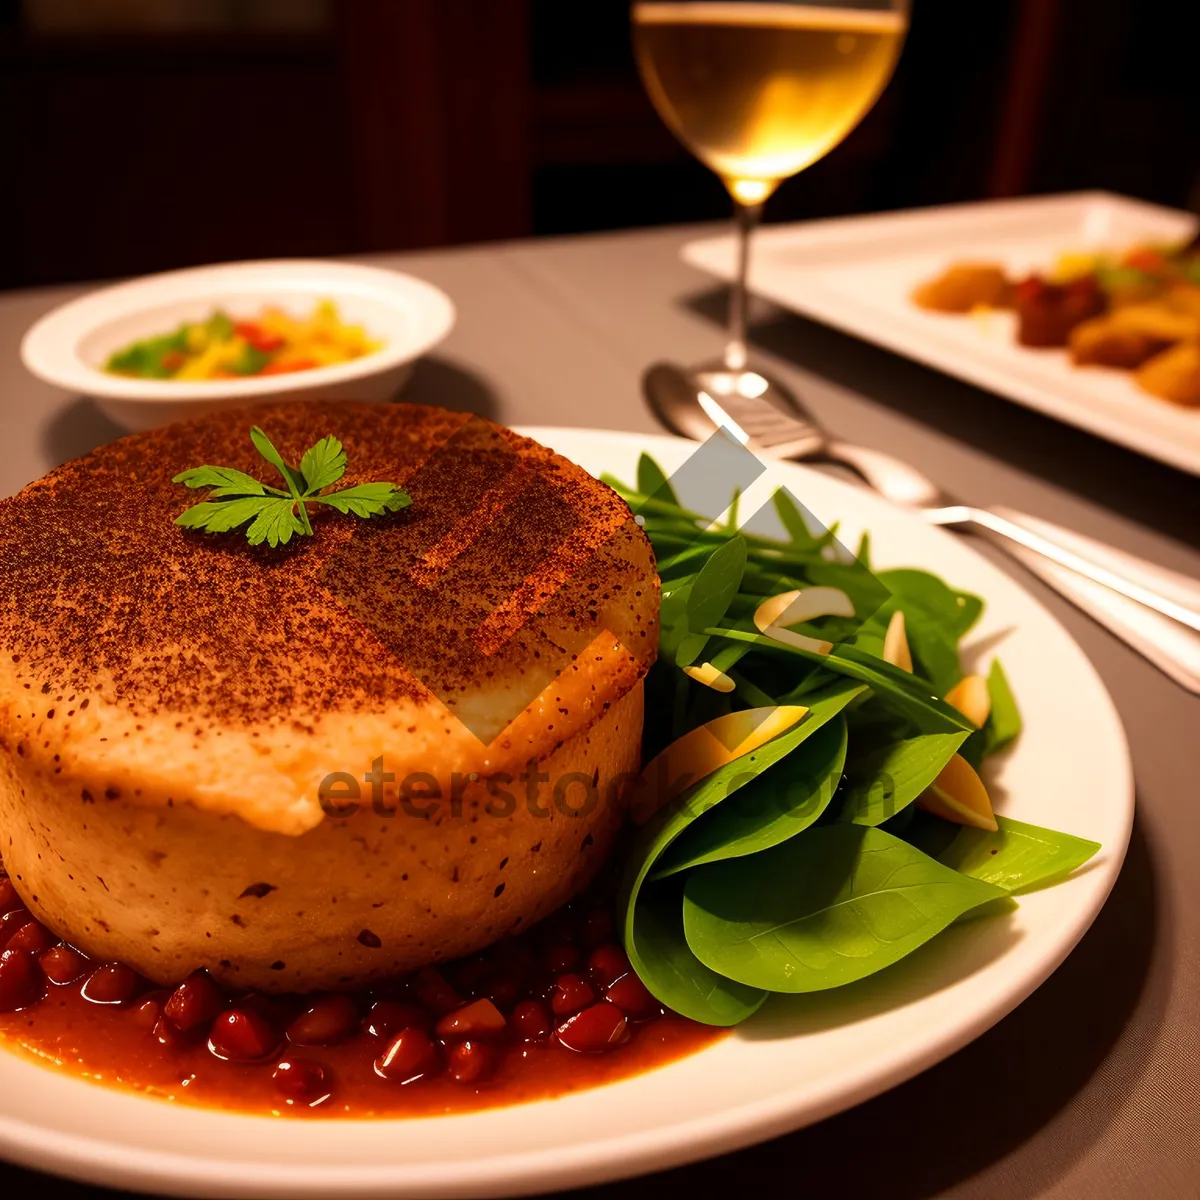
top-left (0, 402), bottom-right (658, 992)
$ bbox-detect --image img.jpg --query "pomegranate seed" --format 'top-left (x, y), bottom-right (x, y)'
top-left (0, 908), bottom-right (33, 950)
top-left (581, 906), bottom-right (615, 947)
top-left (586, 943), bottom-right (631, 988)
top-left (39, 944), bottom-right (88, 985)
top-left (542, 941), bottom-right (580, 974)
top-left (208, 1008), bottom-right (281, 1062)
top-left (163, 970), bottom-right (225, 1032)
top-left (605, 972), bottom-right (658, 1018)
top-left (131, 992), bottom-right (166, 1033)
top-left (273, 1058), bottom-right (329, 1102)
top-left (374, 1027), bottom-right (439, 1083)
top-left (550, 973), bottom-right (594, 1016)
top-left (0, 948), bottom-right (39, 1012)
top-left (81, 963), bottom-right (138, 1005)
top-left (287, 994), bottom-right (358, 1046)
top-left (510, 999), bottom-right (551, 1042)
top-left (5, 920), bottom-right (55, 954)
top-left (364, 999), bottom-right (431, 1039)
top-left (447, 1039), bottom-right (496, 1084)
top-left (0, 878), bottom-right (21, 914)
top-left (479, 969), bottom-right (521, 1011)
top-left (435, 997), bottom-right (506, 1040)
top-left (153, 1015), bottom-right (187, 1049)
top-left (410, 967), bottom-right (461, 1015)
top-left (557, 1002), bottom-right (630, 1054)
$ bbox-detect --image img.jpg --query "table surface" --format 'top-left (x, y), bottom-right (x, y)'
top-left (0, 224), bottom-right (1197, 1200)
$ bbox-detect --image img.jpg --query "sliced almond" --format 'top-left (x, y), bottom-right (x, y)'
top-left (944, 674), bottom-right (991, 728)
top-left (625, 705), bottom-right (808, 823)
top-left (916, 754), bottom-right (998, 832)
top-left (753, 586), bottom-right (855, 634)
top-left (883, 609), bottom-right (913, 672)
top-left (753, 589), bottom-right (801, 633)
top-left (683, 662), bottom-right (736, 693)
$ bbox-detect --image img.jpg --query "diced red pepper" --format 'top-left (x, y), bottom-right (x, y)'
top-left (234, 322), bottom-right (285, 354)
top-left (1121, 248), bottom-right (1168, 274)
top-left (259, 358), bottom-right (319, 377)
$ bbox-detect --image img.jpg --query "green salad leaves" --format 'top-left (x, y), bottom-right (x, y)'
top-left (612, 455), bottom-right (1100, 1026)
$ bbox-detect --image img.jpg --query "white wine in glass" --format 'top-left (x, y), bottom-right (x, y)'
top-left (633, 1), bottom-right (908, 385)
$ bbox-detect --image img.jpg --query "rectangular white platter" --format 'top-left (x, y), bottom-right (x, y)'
top-left (681, 191), bottom-right (1200, 475)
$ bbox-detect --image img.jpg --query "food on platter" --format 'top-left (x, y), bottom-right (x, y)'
top-left (1013, 275), bottom-right (1106, 347)
top-left (103, 300), bottom-right (381, 380)
top-left (1134, 341), bottom-right (1200, 407)
top-left (0, 423), bottom-right (1100, 1116)
top-left (910, 262), bottom-right (1013, 313)
top-left (912, 238), bottom-right (1200, 407)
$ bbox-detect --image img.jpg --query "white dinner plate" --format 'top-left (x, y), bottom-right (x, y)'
top-left (0, 428), bottom-right (1133, 1198)
top-left (681, 191), bottom-right (1200, 475)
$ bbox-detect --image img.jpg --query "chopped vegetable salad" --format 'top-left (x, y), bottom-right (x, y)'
top-left (104, 300), bottom-right (382, 381)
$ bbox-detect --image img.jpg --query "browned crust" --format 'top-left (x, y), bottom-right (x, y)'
top-left (0, 401), bottom-right (658, 735)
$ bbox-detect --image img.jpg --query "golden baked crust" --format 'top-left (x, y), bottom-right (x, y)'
top-left (0, 403), bottom-right (659, 989)
top-left (0, 402), bottom-right (658, 834)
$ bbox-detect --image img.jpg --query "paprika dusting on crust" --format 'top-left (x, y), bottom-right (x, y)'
top-left (0, 404), bottom-right (659, 992)
top-left (0, 401), bottom-right (656, 730)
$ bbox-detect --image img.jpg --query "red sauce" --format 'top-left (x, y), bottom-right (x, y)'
top-left (0, 867), bottom-right (721, 1118)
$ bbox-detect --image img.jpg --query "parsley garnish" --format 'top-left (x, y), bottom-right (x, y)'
top-left (172, 426), bottom-right (410, 547)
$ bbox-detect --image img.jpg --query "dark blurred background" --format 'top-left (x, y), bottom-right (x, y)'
top-left (1, 0), bottom-right (1196, 291)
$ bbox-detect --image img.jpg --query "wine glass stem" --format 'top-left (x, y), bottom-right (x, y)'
top-left (725, 199), bottom-right (763, 373)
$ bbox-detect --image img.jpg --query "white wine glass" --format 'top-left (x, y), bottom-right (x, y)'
top-left (633, 0), bottom-right (909, 404)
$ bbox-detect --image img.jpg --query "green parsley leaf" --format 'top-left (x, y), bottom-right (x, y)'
top-left (175, 496), bottom-right (278, 534)
top-left (174, 425), bottom-right (410, 548)
top-left (171, 465), bottom-right (282, 496)
top-left (300, 435), bottom-right (347, 493)
top-left (312, 482), bottom-right (411, 518)
top-left (245, 497), bottom-right (308, 548)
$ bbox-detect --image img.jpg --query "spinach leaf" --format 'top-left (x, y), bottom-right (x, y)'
top-left (636, 452), bottom-right (678, 506)
top-left (669, 536), bottom-right (746, 667)
top-left (624, 875), bottom-right (766, 1026)
top-left (838, 730), bottom-right (968, 826)
top-left (984, 659), bottom-right (1021, 754)
top-left (773, 488), bottom-right (821, 551)
top-left (619, 794), bottom-right (772, 1025)
top-left (935, 815), bottom-right (1100, 894)
top-left (961, 658), bottom-right (1023, 768)
top-left (652, 707), bottom-right (852, 879)
top-left (905, 612), bottom-right (963, 697)
top-left (877, 568), bottom-right (984, 639)
top-left (894, 807), bottom-right (964, 857)
top-left (686, 536), bottom-right (747, 635)
top-left (869, 568), bottom-right (985, 696)
top-left (681, 825), bottom-right (1005, 993)
top-left (619, 681), bottom-right (861, 1022)
top-left (705, 629), bottom-right (973, 735)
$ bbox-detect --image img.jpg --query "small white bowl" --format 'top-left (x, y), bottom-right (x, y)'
top-left (21, 259), bottom-right (456, 431)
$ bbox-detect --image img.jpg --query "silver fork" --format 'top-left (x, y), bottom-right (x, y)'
top-left (644, 362), bottom-right (1200, 692)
